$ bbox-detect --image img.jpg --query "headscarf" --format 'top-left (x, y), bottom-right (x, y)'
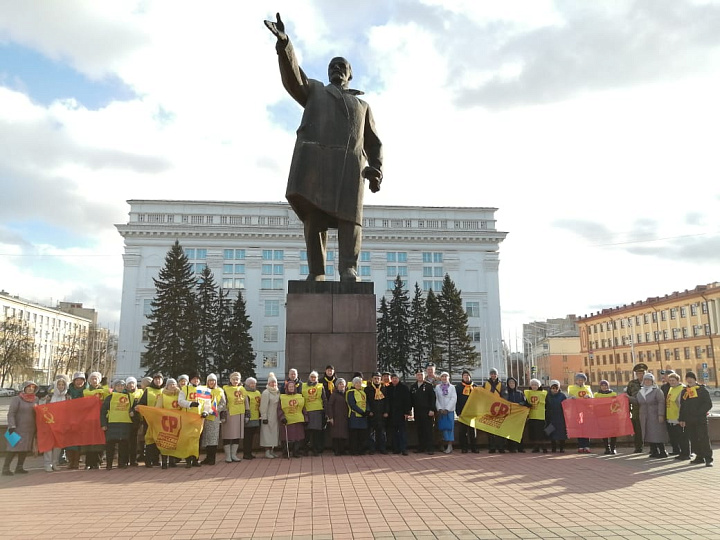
top-left (51, 375), bottom-right (70, 403)
top-left (20, 380), bottom-right (38, 403)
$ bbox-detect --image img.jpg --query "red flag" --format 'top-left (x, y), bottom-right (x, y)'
top-left (35, 396), bottom-right (106, 453)
top-left (562, 394), bottom-right (634, 439)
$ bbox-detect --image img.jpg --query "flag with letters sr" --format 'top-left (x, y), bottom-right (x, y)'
top-left (458, 387), bottom-right (529, 443)
top-left (137, 405), bottom-right (204, 458)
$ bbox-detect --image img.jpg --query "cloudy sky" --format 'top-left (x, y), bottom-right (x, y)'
top-left (1, 0), bottom-right (719, 341)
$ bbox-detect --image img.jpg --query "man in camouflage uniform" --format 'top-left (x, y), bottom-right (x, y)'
top-left (625, 363), bottom-right (647, 453)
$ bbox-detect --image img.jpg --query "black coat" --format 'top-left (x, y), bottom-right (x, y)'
top-left (366, 383), bottom-right (388, 416)
top-left (385, 382), bottom-right (411, 422)
top-left (678, 384), bottom-right (712, 423)
top-left (410, 381), bottom-right (436, 413)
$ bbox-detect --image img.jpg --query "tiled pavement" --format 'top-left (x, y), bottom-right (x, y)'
top-left (0, 447), bottom-right (717, 540)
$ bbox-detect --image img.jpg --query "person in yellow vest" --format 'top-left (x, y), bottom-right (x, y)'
top-left (83, 371), bottom-right (108, 469)
top-left (123, 376), bottom-right (144, 467)
top-left (154, 378), bottom-right (182, 469)
top-left (568, 373), bottom-right (594, 453)
top-left (346, 377), bottom-right (369, 456)
top-left (303, 371), bottom-right (328, 455)
top-left (278, 380), bottom-right (307, 458)
top-left (100, 379), bottom-right (136, 470)
top-left (243, 377), bottom-right (262, 460)
top-left (200, 373), bottom-right (227, 465)
top-left (135, 372), bottom-right (164, 467)
top-left (178, 372), bottom-right (204, 468)
top-left (665, 372), bottom-right (690, 460)
top-left (523, 378), bottom-right (548, 453)
top-left (222, 372), bottom-right (248, 463)
top-left (595, 380), bottom-right (618, 454)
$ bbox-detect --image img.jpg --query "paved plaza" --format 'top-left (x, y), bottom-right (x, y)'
top-left (0, 447), bottom-right (717, 540)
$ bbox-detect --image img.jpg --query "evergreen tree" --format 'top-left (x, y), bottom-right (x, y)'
top-left (226, 291), bottom-right (257, 379)
top-left (376, 296), bottom-right (391, 374)
top-left (437, 274), bottom-right (478, 375)
top-left (212, 287), bottom-right (234, 381)
top-left (143, 241), bottom-right (201, 377)
top-left (408, 282), bottom-right (429, 373)
top-left (387, 275), bottom-right (412, 378)
top-left (424, 288), bottom-right (443, 368)
top-left (196, 265), bottom-right (220, 374)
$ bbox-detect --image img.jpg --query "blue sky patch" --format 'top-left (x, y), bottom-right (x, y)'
top-left (0, 43), bottom-right (136, 109)
top-left (7, 220), bottom-right (94, 250)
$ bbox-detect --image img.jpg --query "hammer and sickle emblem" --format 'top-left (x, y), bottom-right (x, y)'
top-left (43, 408), bottom-right (56, 424)
top-left (610, 402), bottom-right (621, 414)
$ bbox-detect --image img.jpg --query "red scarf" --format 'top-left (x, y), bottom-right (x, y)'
top-left (20, 392), bottom-right (37, 403)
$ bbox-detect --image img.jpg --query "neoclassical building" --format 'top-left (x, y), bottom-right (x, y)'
top-left (115, 200), bottom-right (507, 380)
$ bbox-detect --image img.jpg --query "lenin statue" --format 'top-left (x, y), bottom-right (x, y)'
top-left (265, 13), bottom-right (383, 282)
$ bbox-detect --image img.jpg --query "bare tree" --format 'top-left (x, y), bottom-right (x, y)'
top-left (0, 317), bottom-right (34, 387)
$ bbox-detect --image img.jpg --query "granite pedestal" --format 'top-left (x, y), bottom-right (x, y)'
top-left (286, 280), bottom-right (377, 381)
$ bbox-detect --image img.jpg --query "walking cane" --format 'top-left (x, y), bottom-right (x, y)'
top-left (285, 424), bottom-right (291, 459)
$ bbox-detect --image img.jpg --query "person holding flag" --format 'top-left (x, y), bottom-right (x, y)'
top-left (455, 370), bottom-right (477, 454)
top-left (43, 375), bottom-right (69, 472)
top-left (154, 378), bottom-right (183, 468)
top-left (198, 373), bottom-right (226, 465)
top-left (483, 368), bottom-right (505, 453)
top-left (595, 380), bottom-right (618, 454)
top-left (100, 378), bottom-right (136, 470)
top-left (524, 379), bottom-right (548, 453)
top-left (567, 373), bottom-right (594, 453)
top-left (136, 372), bottom-right (164, 468)
top-left (83, 371), bottom-right (108, 469)
top-left (545, 380), bottom-right (568, 453)
top-left (178, 374), bottom-right (205, 468)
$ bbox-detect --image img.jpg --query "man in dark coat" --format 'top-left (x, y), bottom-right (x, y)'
top-left (265, 13), bottom-right (383, 282)
top-left (679, 372), bottom-right (714, 467)
top-left (366, 372), bottom-right (388, 454)
top-left (385, 373), bottom-right (411, 455)
top-left (625, 363), bottom-right (647, 453)
top-left (410, 369), bottom-right (437, 454)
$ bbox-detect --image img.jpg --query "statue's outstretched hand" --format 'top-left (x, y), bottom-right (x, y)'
top-left (264, 12), bottom-right (287, 41)
top-left (363, 166), bottom-right (382, 193)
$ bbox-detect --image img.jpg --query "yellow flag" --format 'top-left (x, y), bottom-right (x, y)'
top-left (137, 405), bottom-right (204, 459)
top-left (458, 387), bottom-right (530, 443)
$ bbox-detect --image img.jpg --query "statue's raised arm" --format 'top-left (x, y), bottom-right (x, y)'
top-left (264, 12), bottom-right (287, 42)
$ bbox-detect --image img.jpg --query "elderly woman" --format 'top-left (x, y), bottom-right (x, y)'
top-left (154, 378), bottom-right (182, 468)
top-left (222, 372), bottom-right (248, 463)
top-left (2, 381), bottom-right (39, 476)
top-left (545, 380), bottom-right (568, 453)
top-left (629, 373), bottom-right (668, 458)
top-left (524, 379), bottom-right (548, 453)
top-left (278, 379), bottom-right (307, 458)
top-left (101, 379), bottom-right (135, 470)
top-left (43, 375), bottom-right (69, 472)
top-left (260, 373), bottom-right (281, 458)
top-left (665, 372), bottom-right (689, 461)
top-left (567, 373), bottom-right (594, 453)
top-left (347, 377), bottom-right (369, 456)
top-left (327, 378), bottom-right (350, 455)
top-left (435, 372), bottom-right (457, 454)
top-left (302, 370), bottom-right (327, 456)
top-left (243, 377), bottom-right (262, 460)
top-left (200, 373), bottom-right (227, 465)
top-left (502, 377), bottom-right (527, 453)
top-left (83, 371), bottom-right (108, 469)
top-left (65, 372), bottom-right (88, 469)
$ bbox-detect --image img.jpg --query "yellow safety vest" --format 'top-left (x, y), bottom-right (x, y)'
top-left (346, 388), bottom-right (367, 417)
top-left (523, 389), bottom-right (547, 420)
top-left (568, 385), bottom-right (593, 399)
top-left (84, 386), bottom-right (108, 401)
top-left (184, 384), bottom-right (200, 414)
top-left (205, 386), bottom-right (224, 422)
top-left (107, 392), bottom-right (133, 423)
top-left (245, 390), bottom-right (262, 420)
top-left (157, 391), bottom-right (180, 410)
top-left (302, 383), bottom-right (324, 412)
top-left (145, 387), bottom-right (162, 407)
top-left (483, 380), bottom-right (503, 394)
top-left (666, 385), bottom-right (684, 421)
top-left (130, 389), bottom-right (144, 402)
top-left (223, 385), bottom-right (246, 416)
top-left (280, 393), bottom-right (305, 425)
top-left (595, 391), bottom-right (617, 398)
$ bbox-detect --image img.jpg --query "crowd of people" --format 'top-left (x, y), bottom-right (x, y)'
top-left (1, 362), bottom-right (714, 475)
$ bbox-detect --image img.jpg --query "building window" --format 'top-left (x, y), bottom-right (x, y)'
top-left (263, 250), bottom-right (284, 261)
top-left (652, 312), bottom-right (658, 323)
top-left (674, 348), bottom-right (680, 361)
top-left (262, 264), bottom-right (273, 275)
top-left (300, 265), bottom-right (309, 276)
top-left (223, 264), bottom-right (233, 274)
top-left (682, 327), bottom-right (689, 338)
top-left (665, 349), bottom-right (671, 360)
top-left (263, 326), bottom-right (278, 342)
top-left (423, 280), bottom-right (443, 292)
top-left (466, 302), bottom-right (480, 318)
top-left (326, 265), bottom-right (335, 277)
top-left (695, 346), bottom-right (703, 359)
top-left (387, 279), bottom-right (407, 290)
top-left (300, 250), bottom-right (307, 261)
top-left (705, 324), bottom-right (711, 336)
top-left (644, 314), bottom-right (650, 324)
top-left (265, 300), bottom-right (280, 317)
top-left (422, 252), bottom-right (443, 263)
top-left (387, 266), bottom-right (407, 277)
top-left (672, 328), bottom-right (680, 339)
top-left (360, 251), bottom-right (371, 262)
top-left (691, 304), bottom-right (698, 316)
top-left (261, 279), bottom-right (284, 290)
top-left (670, 308), bottom-right (677, 320)
top-left (702, 302), bottom-right (708, 314)
top-left (636, 333), bottom-right (642, 344)
top-left (468, 327), bottom-right (481, 341)
top-left (359, 266), bottom-right (371, 277)
top-left (661, 310), bottom-right (667, 321)
top-left (262, 352), bottom-right (278, 368)
top-left (684, 347), bottom-right (691, 360)
top-left (386, 252), bottom-right (407, 263)
top-left (143, 299), bottom-right (153, 317)
top-left (680, 307), bottom-right (687, 317)
top-left (141, 325), bottom-right (151, 342)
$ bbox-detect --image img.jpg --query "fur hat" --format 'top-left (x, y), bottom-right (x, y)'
top-left (206, 373), bottom-right (218, 382)
top-left (529, 378), bottom-right (542, 387)
top-left (550, 380), bottom-right (561, 388)
top-left (125, 376), bottom-right (137, 385)
top-left (89, 371), bottom-right (102, 382)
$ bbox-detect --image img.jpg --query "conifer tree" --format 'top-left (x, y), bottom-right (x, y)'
top-left (196, 265), bottom-right (219, 374)
top-left (408, 282), bottom-right (429, 373)
top-left (143, 241), bottom-right (201, 376)
top-left (376, 296), bottom-right (391, 374)
top-left (387, 275), bottom-right (411, 378)
top-left (437, 274), bottom-right (478, 375)
top-left (424, 288), bottom-right (443, 369)
top-left (226, 291), bottom-right (256, 379)
top-left (212, 287), bottom-right (233, 381)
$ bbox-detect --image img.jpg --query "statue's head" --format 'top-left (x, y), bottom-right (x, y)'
top-left (328, 57), bottom-right (352, 87)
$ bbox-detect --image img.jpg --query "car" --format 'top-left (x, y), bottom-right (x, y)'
top-left (36, 385), bottom-right (52, 399)
top-left (0, 388), bottom-right (18, 397)
top-left (713, 388), bottom-right (720, 398)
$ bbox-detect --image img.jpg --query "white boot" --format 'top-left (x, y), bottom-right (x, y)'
top-left (231, 443), bottom-right (242, 462)
top-left (224, 444), bottom-right (233, 463)
top-left (265, 449), bottom-right (275, 459)
top-left (444, 443), bottom-right (453, 454)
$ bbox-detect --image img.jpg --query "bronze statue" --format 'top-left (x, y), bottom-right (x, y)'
top-left (265, 13), bottom-right (383, 282)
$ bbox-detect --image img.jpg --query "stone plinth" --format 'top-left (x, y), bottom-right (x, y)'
top-left (286, 280), bottom-right (377, 381)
